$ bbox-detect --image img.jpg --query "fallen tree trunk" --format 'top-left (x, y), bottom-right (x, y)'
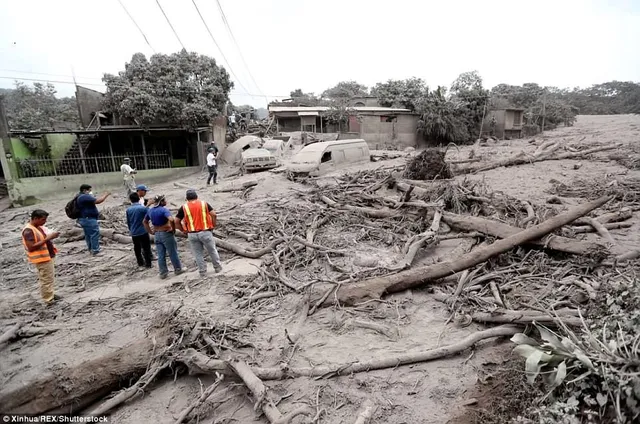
top-left (327, 196), bottom-right (611, 305)
top-left (570, 221), bottom-right (632, 234)
top-left (471, 312), bottom-right (582, 326)
top-left (0, 335), bottom-right (168, 415)
top-left (459, 144), bottom-right (622, 174)
top-left (573, 208), bottom-right (633, 226)
top-left (441, 212), bottom-right (607, 256)
top-left (184, 326), bottom-right (519, 380)
top-left (216, 181), bottom-right (258, 193)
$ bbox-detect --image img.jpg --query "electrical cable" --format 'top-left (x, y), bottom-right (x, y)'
top-left (191, 0), bottom-right (250, 95)
top-left (214, 0), bottom-right (267, 100)
top-left (117, 0), bottom-right (156, 53)
top-left (155, 0), bottom-right (186, 50)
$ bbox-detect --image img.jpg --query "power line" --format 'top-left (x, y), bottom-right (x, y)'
top-left (214, 0), bottom-right (267, 100)
top-left (117, 0), bottom-right (156, 54)
top-left (0, 69), bottom-right (102, 81)
top-left (0, 76), bottom-right (288, 98)
top-left (190, 0), bottom-right (250, 95)
top-left (155, 0), bottom-right (186, 51)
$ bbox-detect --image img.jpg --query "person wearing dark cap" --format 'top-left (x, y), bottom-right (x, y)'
top-left (176, 189), bottom-right (222, 277)
top-left (21, 209), bottom-right (61, 305)
top-left (127, 192), bottom-right (152, 268)
top-left (144, 194), bottom-right (184, 279)
top-left (136, 184), bottom-right (154, 207)
top-left (77, 184), bottom-right (111, 255)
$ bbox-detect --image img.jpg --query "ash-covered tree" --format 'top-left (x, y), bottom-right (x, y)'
top-left (288, 89), bottom-right (321, 105)
top-left (324, 103), bottom-right (361, 132)
top-left (371, 78), bottom-right (428, 111)
top-left (449, 71), bottom-right (490, 139)
top-left (322, 81), bottom-right (368, 100)
top-left (3, 82), bottom-right (78, 130)
top-left (103, 51), bottom-right (233, 129)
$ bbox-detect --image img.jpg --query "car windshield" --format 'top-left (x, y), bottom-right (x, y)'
top-left (291, 152), bottom-right (319, 164)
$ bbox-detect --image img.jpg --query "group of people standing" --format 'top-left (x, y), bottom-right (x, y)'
top-left (126, 188), bottom-right (223, 279)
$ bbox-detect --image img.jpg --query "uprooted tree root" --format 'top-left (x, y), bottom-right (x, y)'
top-left (404, 148), bottom-right (452, 180)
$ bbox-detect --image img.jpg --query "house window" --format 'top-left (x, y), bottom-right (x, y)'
top-left (321, 152), bottom-right (332, 163)
top-left (513, 111), bottom-right (522, 126)
top-left (354, 102), bottom-right (365, 107)
top-left (380, 115), bottom-right (397, 123)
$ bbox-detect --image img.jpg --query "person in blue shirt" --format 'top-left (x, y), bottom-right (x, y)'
top-left (76, 184), bottom-right (111, 255)
top-left (126, 192), bottom-right (152, 268)
top-left (143, 195), bottom-right (184, 279)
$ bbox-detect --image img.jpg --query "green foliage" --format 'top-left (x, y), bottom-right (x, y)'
top-left (102, 50), bottom-right (232, 129)
top-left (321, 81), bottom-right (368, 100)
top-left (2, 82), bottom-right (79, 130)
top-left (371, 77), bottom-right (428, 111)
top-left (562, 81), bottom-right (640, 115)
top-left (511, 281), bottom-right (640, 423)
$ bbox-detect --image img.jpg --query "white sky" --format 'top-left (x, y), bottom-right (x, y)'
top-left (1, 0), bottom-right (639, 108)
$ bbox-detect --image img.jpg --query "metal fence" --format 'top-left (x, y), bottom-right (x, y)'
top-left (15, 152), bottom-right (172, 178)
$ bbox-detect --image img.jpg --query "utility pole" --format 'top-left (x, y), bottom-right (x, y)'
top-left (478, 98), bottom-right (488, 140)
top-left (541, 92), bottom-right (547, 135)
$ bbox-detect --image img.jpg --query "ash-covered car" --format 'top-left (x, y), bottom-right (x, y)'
top-left (240, 148), bottom-right (278, 173)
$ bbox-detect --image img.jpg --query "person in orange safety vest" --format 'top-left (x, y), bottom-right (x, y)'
top-left (21, 209), bottom-right (61, 305)
top-left (175, 189), bottom-right (223, 278)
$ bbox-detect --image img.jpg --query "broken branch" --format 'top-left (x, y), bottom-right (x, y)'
top-left (329, 196), bottom-right (611, 305)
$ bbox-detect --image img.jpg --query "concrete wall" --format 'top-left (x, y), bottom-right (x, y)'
top-left (8, 166), bottom-right (199, 206)
top-left (359, 114), bottom-right (418, 149)
top-left (45, 134), bottom-right (76, 159)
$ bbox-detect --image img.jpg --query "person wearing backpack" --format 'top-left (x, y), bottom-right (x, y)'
top-left (76, 184), bottom-right (111, 256)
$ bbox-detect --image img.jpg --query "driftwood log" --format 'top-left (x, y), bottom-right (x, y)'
top-left (458, 144), bottom-right (621, 174)
top-left (0, 335), bottom-right (168, 415)
top-left (325, 196), bottom-right (611, 305)
top-left (441, 212), bottom-right (607, 256)
top-left (182, 325), bottom-right (519, 380)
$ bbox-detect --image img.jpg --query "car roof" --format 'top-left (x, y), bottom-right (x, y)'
top-left (301, 139), bottom-right (367, 152)
top-left (242, 148), bottom-right (271, 157)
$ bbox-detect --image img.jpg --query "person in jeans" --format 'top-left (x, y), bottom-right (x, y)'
top-left (206, 146), bottom-right (218, 185)
top-left (144, 195), bottom-right (184, 279)
top-left (76, 184), bottom-right (110, 256)
top-left (22, 209), bottom-right (61, 305)
top-left (126, 192), bottom-right (152, 268)
top-left (176, 189), bottom-right (222, 278)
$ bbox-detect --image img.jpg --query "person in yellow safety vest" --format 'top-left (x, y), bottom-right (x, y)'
top-left (21, 209), bottom-right (61, 305)
top-left (175, 189), bottom-right (223, 278)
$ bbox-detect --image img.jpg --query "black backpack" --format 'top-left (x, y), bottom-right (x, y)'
top-left (65, 194), bottom-right (81, 219)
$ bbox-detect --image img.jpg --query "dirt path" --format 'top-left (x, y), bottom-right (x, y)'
top-left (1, 115), bottom-right (638, 423)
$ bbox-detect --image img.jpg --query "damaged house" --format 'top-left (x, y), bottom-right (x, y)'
top-left (267, 105), bottom-right (420, 149)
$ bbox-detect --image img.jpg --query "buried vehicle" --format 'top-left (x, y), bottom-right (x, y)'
top-left (240, 148), bottom-right (278, 173)
top-left (286, 139), bottom-right (370, 178)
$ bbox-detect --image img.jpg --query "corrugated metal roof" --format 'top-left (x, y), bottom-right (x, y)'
top-left (268, 106), bottom-right (412, 113)
top-left (298, 111), bottom-right (319, 116)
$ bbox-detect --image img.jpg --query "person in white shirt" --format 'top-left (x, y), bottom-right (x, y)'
top-left (206, 146), bottom-right (218, 185)
top-left (136, 184), bottom-right (155, 207)
top-left (121, 158), bottom-right (137, 196)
